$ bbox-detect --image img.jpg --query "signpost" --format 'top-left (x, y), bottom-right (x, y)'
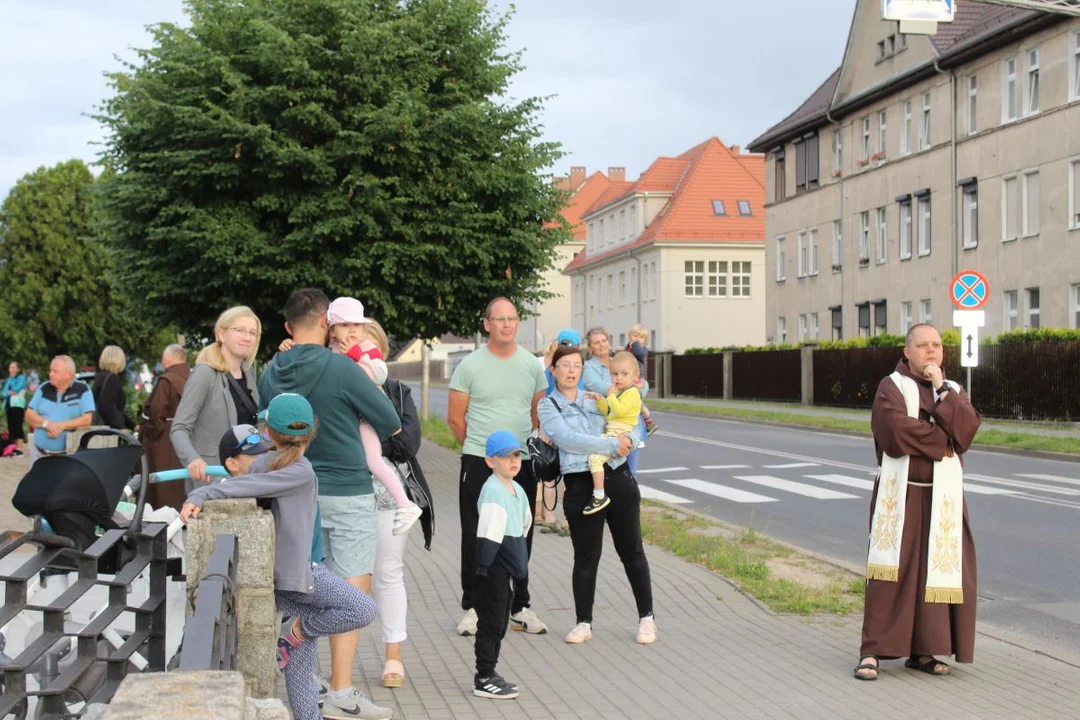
top-left (950, 270), bottom-right (988, 399)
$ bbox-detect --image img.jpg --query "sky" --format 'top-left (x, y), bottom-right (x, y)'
top-left (0, 0), bottom-right (854, 199)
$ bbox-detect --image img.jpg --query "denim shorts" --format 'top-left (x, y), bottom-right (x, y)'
top-left (318, 493), bottom-right (378, 578)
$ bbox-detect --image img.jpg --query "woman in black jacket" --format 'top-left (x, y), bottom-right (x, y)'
top-left (92, 345), bottom-right (134, 431)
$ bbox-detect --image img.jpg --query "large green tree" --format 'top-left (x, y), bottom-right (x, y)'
top-left (97, 0), bottom-right (570, 349)
top-left (0, 160), bottom-right (158, 370)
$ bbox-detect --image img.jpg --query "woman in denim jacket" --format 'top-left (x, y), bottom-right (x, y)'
top-left (537, 345), bottom-right (657, 647)
top-left (581, 327), bottom-right (650, 476)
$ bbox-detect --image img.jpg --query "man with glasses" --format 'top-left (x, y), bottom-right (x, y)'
top-left (448, 297), bottom-right (548, 636)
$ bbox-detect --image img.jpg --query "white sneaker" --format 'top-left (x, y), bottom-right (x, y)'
top-left (636, 616), bottom-right (657, 645)
top-left (510, 608), bottom-right (548, 635)
top-left (391, 503), bottom-right (423, 535)
top-left (321, 688), bottom-right (393, 720)
top-left (457, 608), bottom-right (478, 636)
top-left (564, 622), bottom-right (593, 644)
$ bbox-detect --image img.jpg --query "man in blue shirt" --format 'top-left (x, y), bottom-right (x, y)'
top-left (26, 355), bottom-right (95, 463)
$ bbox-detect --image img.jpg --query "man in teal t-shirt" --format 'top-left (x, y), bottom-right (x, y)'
top-left (448, 297), bottom-right (547, 637)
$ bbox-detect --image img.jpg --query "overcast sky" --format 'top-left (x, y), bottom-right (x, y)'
top-left (0, 0), bottom-right (853, 199)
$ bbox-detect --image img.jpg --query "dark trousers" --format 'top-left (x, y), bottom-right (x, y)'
top-left (5, 406), bottom-right (24, 441)
top-left (564, 463), bottom-right (653, 624)
top-left (459, 454), bottom-right (536, 613)
top-left (474, 568), bottom-right (514, 678)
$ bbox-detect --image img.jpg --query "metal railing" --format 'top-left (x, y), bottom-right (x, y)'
top-left (0, 520), bottom-right (167, 718)
top-left (178, 534), bottom-right (239, 672)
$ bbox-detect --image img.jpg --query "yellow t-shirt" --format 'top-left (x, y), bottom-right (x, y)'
top-left (596, 386), bottom-right (642, 428)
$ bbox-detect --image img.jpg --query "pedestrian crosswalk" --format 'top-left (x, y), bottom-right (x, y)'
top-left (635, 463), bottom-right (1080, 510)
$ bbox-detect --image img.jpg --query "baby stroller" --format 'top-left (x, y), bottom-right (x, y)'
top-left (0, 429), bottom-right (166, 719)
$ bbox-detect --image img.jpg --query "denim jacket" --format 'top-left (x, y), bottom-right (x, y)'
top-left (538, 390), bottom-right (637, 475)
top-left (581, 358), bottom-right (650, 399)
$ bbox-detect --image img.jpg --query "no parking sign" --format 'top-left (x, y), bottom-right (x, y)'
top-left (951, 271), bottom-right (987, 368)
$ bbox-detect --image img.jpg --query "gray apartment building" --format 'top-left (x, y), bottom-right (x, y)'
top-left (748, 1), bottom-right (1080, 343)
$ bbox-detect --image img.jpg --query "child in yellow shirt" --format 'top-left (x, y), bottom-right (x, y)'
top-left (582, 351), bottom-right (641, 515)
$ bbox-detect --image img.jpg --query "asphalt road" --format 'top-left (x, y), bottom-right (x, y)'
top-left (412, 383), bottom-right (1080, 662)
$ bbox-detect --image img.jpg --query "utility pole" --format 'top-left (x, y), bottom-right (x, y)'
top-left (420, 341), bottom-right (431, 421)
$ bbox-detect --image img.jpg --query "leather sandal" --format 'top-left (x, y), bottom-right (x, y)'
top-left (853, 655), bottom-right (879, 681)
top-left (905, 656), bottom-right (950, 675)
top-left (382, 658), bottom-right (405, 688)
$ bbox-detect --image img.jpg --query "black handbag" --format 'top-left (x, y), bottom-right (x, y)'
top-left (528, 397), bottom-right (562, 485)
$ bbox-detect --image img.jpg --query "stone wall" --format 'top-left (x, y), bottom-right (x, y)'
top-left (93, 671), bottom-right (288, 720)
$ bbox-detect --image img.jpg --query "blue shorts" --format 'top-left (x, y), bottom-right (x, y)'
top-left (317, 494), bottom-right (378, 578)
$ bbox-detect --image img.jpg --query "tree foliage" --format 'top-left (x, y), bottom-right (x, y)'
top-left (97, 0), bottom-right (570, 350)
top-left (0, 160), bottom-right (165, 370)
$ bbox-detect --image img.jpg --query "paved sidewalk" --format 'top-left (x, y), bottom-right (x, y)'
top-left (288, 441), bottom-right (1080, 720)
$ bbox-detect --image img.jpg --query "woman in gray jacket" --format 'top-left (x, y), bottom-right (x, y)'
top-left (171, 305), bottom-right (261, 490)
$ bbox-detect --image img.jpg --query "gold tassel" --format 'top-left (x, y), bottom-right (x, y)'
top-left (924, 587), bottom-right (964, 604)
top-left (866, 563), bottom-right (898, 582)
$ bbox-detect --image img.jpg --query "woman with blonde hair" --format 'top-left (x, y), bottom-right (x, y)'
top-left (92, 345), bottom-right (134, 430)
top-left (171, 306), bottom-right (262, 492)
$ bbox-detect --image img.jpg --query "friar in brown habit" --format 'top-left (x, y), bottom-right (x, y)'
top-left (854, 323), bottom-right (981, 681)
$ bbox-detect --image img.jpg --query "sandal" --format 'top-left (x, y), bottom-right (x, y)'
top-left (853, 655), bottom-right (878, 681)
top-left (905, 656), bottom-right (950, 675)
top-left (382, 658), bottom-right (405, 688)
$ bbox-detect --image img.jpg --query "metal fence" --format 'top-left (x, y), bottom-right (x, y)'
top-left (669, 354), bottom-right (724, 397)
top-left (179, 534), bottom-right (239, 672)
top-left (947, 343), bottom-right (1080, 420)
top-left (0, 521), bottom-right (167, 718)
top-left (812, 347), bottom-right (904, 408)
top-left (733, 350), bottom-right (802, 402)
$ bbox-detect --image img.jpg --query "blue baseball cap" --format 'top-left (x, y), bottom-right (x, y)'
top-left (257, 393), bottom-right (314, 436)
top-left (485, 430), bottom-right (522, 458)
top-left (556, 328), bottom-right (581, 346)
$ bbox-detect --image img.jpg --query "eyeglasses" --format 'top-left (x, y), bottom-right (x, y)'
top-left (558, 339), bottom-right (577, 346)
top-left (555, 363), bottom-right (583, 371)
top-left (488, 315), bottom-right (519, 324)
top-left (229, 327), bottom-right (261, 338)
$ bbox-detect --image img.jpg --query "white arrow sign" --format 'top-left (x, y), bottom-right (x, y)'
top-left (953, 310), bottom-right (985, 368)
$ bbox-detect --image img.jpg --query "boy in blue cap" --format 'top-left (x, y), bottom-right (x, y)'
top-left (472, 429), bottom-right (532, 700)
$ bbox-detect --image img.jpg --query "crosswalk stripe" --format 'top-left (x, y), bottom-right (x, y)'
top-left (699, 464), bottom-right (750, 470)
top-left (804, 474), bottom-right (874, 491)
top-left (638, 486), bottom-right (694, 505)
top-left (733, 475), bottom-right (859, 500)
top-left (664, 478), bottom-right (777, 504)
top-left (962, 484), bottom-right (1017, 496)
top-left (763, 462), bottom-right (819, 469)
top-left (636, 467), bottom-right (688, 474)
top-left (1016, 474), bottom-right (1080, 488)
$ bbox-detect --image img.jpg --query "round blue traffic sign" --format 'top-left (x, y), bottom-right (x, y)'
top-left (950, 270), bottom-right (988, 310)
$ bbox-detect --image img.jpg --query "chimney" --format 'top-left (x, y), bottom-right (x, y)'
top-left (569, 166), bottom-right (586, 189)
top-left (730, 145), bottom-right (741, 155)
top-left (608, 166), bottom-right (626, 183)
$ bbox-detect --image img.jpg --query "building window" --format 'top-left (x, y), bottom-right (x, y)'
top-left (901, 99), bottom-right (912, 156)
top-left (619, 271), bottom-right (626, 305)
top-left (708, 261), bottom-right (728, 297)
top-left (833, 129), bottom-right (842, 173)
top-left (831, 307), bottom-right (843, 340)
top-left (874, 301), bottom-right (888, 336)
top-left (920, 298), bottom-right (932, 324)
top-left (619, 209), bottom-right (626, 240)
top-left (860, 116), bottom-right (870, 164)
top-left (898, 33), bottom-right (907, 50)
top-left (1003, 175), bottom-right (1019, 241)
top-left (1071, 159), bottom-right (1080, 230)
top-left (588, 222), bottom-right (595, 251)
top-left (1025, 47), bottom-right (1040, 116)
top-left (651, 329), bottom-right (657, 347)
top-left (1072, 30), bottom-right (1080, 101)
top-left (777, 317), bottom-right (787, 344)
top-left (967, 74), bottom-right (978, 134)
top-left (684, 261), bottom-right (704, 297)
top-left (901, 301), bottom-right (913, 334)
top-left (776, 237), bottom-right (786, 282)
top-left (1072, 284), bottom-right (1080, 329)
top-left (1027, 287), bottom-right (1041, 329)
top-left (797, 232), bottom-right (807, 278)
top-left (899, 199), bottom-right (913, 259)
top-left (1003, 56), bottom-right (1018, 123)
top-left (629, 204), bottom-right (638, 239)
top-left (1023, 170), bottom-right (1040, 237)
top-left (858, 304), bottom-right (871, 338)
top-left (795, 134), bottom-right (820, 190)
top-left (877, 40), bottom-right (886, 62)
top-left (596, 275), bottom-right (603, 308)
top-left (630, 267), bottom-right (637, 303)
top-left (607, 273), bottom-right (614, 307)
top-left (641, 266), bottom-right (649, 301)
top-left (619, 333), bottom-right (626, 347)
top-left (832, 220), bottom-right (843, 270)
top-left (774, 151), bottom-right (786, 202)
top-left (877, 110), bottom-right (887, 157)
top-left (917, 195), bottom-right (931, 256)
top-left (1004, 290), bottom-right (1019, 330)
top-left (859, 211), bottom-right (870, 262)
top-left (962, 184), bottom-right (978, 249)
top-left (737, 200), bottom-right (752, 216)
top-left (712, 199), bottom-right (727, 216)
top-left (876, 207), bottom-right (887, 264)
top-left (809, 229), bottom-right (819, 276)
top-left (732, 261), bottom-right (752, 297)
top-left (810, 312), bottom-right (819, 340)
top-left (652, 262), bottom-right (658, 300)
top-left (799, 313), bottom-right (808, 341)
top-left (919, 91), bottom-right (931, 150)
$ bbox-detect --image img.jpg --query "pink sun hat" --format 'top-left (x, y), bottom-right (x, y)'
top-left (326, 297), bottom-right (373, 326)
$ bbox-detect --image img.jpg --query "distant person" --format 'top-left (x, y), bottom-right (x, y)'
top-left (854, 323), bottom-right (981, 681)
top-left (92, 345), bottom-right (135, 431)
top-left (448, 297), bottom-right (547, 637)
top-left (3, 361), bottom-right (28, 453)
top-left (25, 355), bottom-right (95, 463)
top-left (625, 323), bottom-right (657, 436)
top-left (140, 344), bottom-right (190, 509)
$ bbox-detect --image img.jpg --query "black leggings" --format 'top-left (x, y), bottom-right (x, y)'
top-left (563, 464), bottom-right (653, 624)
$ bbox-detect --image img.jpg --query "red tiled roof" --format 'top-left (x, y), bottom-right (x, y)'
top-left (563, 138), bottom-right (764, 275)
top-left (555, 171), bottom-right (613, 241)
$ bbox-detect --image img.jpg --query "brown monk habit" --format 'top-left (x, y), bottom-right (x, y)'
top-left (860, 358), bottom-right (982, 663)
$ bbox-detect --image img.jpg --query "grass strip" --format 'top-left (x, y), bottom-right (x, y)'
top-left (421, 416), bottom-right (460, 452)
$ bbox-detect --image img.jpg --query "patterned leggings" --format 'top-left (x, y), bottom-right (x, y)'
top-left (275, 563), bottom-right (378, 720)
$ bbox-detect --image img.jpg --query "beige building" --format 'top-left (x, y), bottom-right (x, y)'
top-left (563, 138), bottom-right (766, 352)
top-left (749, 1), bottom-right (1080, 342)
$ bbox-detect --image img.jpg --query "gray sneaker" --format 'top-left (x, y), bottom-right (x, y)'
top-left (321, 688), bottom-right (393, 719)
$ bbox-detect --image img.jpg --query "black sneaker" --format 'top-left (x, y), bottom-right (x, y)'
top-left (582, 495), bottom-right (611, 516)
top-left (474, 674), bottom-right (519, 700)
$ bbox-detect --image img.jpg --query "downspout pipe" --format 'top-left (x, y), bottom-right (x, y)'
top-left (933, 58), bottom-right (959, 277)
top-left (825, 109), bottom-right (843, 339)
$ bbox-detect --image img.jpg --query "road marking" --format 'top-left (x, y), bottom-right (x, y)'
top-left (804, 474), bottom-right (874, 491)
top-left (699, 464), bottom-right (750, 470)
top-left (636, 466), bottom-right (688, 474)
top-left (962, 484), bottom-right (1017, 496)
top-left (664, 478), bottom-right (777, 504)
top-left (638, 485), bottom-right (694, 504)
top-left (966, 474), bottom-right (1080, 496)
top-left (763, 462), bottom-right (819, 469)
top-left (1016, 474), bottom-right (1080, 488)
top-left (732, 475), bottom-right (859, 500)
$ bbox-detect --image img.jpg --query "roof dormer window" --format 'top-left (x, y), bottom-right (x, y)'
top-left (738, 200), bottom-right (752, 216)
top-left (712, 200), bottom-right (727, 216)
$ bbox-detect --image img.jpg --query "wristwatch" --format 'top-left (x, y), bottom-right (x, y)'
top-left (934, 383), bottom-right (948, 395)
top-left (41, 420), bottom-right (50, 430)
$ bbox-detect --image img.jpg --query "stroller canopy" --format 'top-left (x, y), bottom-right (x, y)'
top-left (12, 445), bottom-right (145, 520)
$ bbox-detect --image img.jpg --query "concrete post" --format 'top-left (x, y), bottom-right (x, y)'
top-left (186, 499), bottom-right (277, 698)
top-left (420, 341), bottom-right (431, 421)
top-left (801, 343), bottom-right (816, 406)
top-left (723, 351), bottom-right (734, 400)
top-left (662, 351), bottom-right (674, 399)
top-left (100, 671), bottom-right (289, 720)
